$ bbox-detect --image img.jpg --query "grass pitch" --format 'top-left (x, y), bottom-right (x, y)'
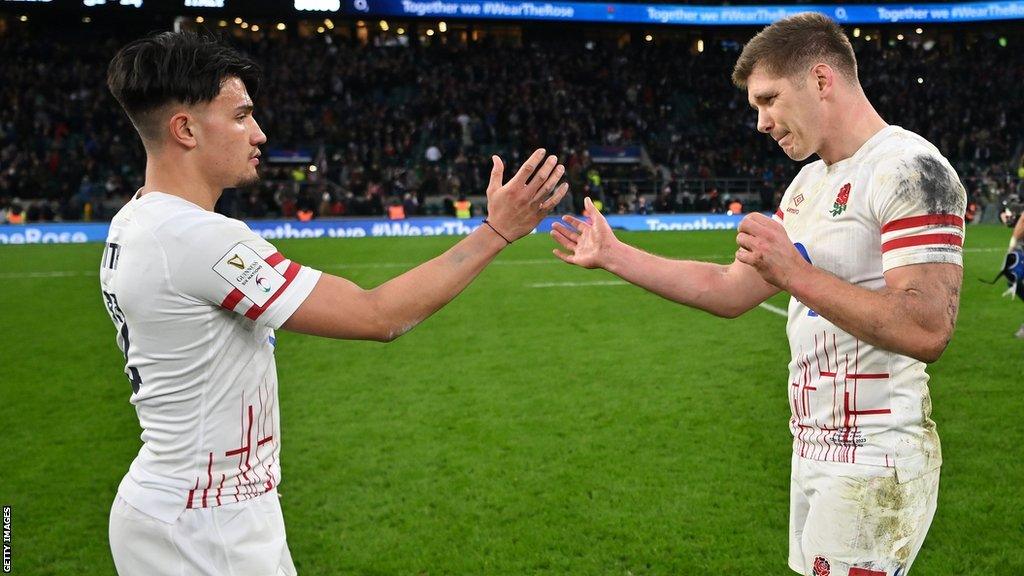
top-left (1, 225), bottom-right (1021, 575)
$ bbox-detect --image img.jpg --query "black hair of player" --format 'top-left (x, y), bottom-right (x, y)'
top-left (107, 31), bottom-right (261, 141)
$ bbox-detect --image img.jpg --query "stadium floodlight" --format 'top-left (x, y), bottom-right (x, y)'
top-left (426, 29), bottom-right (434, 36)
top-left (82, 16), bottom-right (91, 23)
top-left (916, 27), bottom-right (923, 34)
top-left (218, 20), bottom-right (227, 27)
top-left (234, 17), bottom-right (242, 24)
top-left (696, 39), bottom-right (704, 53)
top-left (897, 33), bottom-right (904, 40)
top-left (438, 21), bottom-right (447, 32)
top-left (324, 18), bottom-right (335, 29)
top-left (379, 20), bottom-right (388, 31)
top-left (196, 16), bottom-right (204, 23)
top-left (917, 77), bottom-right (924, 84)
top-left (852, 27), bottom-right (860, 38)
top-left (276, 22), bottom-right (286, 30)
top-left (251, 24), bottom-right (259, 31)
top-left (317, 26), bottom-right (325, 33)
top-left (19, 15), bottom-right (27, 22)
top-left (397, 27), bottom-right (405, 35)
top-left (240, 21), bottom-right (249, 28)
top-left (644, 34), bottom-right (652, 42)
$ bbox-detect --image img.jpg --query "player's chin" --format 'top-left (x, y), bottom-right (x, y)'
top-left (784, 146), bottom-right (813, 162)
top-left (235, 170), bottom-right (261, 188)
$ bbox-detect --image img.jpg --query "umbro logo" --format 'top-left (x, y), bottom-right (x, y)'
top-left (227, 254), bottom-right (245, 269)
top-left (787, 193), bottom-right (805, 215)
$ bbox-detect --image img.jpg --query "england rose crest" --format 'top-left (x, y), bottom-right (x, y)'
top-left (830, 183), bottom-right (851, 217)
top-left (812, 556), bottom-right (831, 576)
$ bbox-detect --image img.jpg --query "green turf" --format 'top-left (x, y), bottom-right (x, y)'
top-left (1, 225), bottom-right (1021, 575)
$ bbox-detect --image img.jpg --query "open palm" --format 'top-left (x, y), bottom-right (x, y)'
top-left (550, 197), bottom-right (617, 269)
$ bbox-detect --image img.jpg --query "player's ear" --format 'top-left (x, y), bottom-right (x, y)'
top-left (812, 63), bottom-right (834, 97)
top-left (168, 111), bottom-right (198, 150)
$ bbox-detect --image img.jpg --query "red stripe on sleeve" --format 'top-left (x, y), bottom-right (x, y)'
top-left (265, 252), bottom-right (286, 267)
top-left (881, 214), bottom-right (964, 234)
top-left (774, 209), bottom-right (784, 221)
top-left (882, 233), bottom-right (963, 253)
top-left (849, 568), bottom-right (888, 576)
top-left (245, 261), bottom-right (300, 320)
top-left (220, 289), bottom-right (245, 311)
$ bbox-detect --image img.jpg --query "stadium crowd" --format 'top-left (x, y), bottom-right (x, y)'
top-left (1, 21), bottom-right (1022, 222)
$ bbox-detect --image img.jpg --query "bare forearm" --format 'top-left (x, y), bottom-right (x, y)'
top-left (368, 226), bottom-right (507, 339)
top-left (603, 241), bottom-right (758, 318)
top-left (788, 267), bottom-right (958, 363)
top-left (1012, 215), bottom-right (1024, 248)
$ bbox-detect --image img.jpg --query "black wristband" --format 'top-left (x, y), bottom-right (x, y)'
top-left (482, 219), bottom-right (512, 245)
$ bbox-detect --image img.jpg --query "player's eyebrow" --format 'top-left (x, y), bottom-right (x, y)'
top-left (750, 91), bottom-right (780, 108)
top-left (234, 104), bottom-right (254, 115)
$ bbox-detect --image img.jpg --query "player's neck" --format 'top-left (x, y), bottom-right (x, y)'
top-left (140, 155), bottom-right (221, 211)
top-left (817, 97), bottom-right (888, 166)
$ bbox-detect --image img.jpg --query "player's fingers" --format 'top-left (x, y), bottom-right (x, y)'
top-left (532, 164), bottom-right (565, 204)
top-left (735, 248), bottom-right (754, 266)
top-left (540, 182), bottom-right (569, 211)
top-left (562, 214), bottom-right (590, 230)
top-left (526, 155), bottom-right (559, 195)
top-left (737, 214), bottom-right (758, 234)
top-left (487, 156), bottom-right (504, 193)
top-left (551, 227), bottom-right (578, 250)
top-left (552, 220), bottom-right (580, 241)
top-left (736, 231), bottom-right (756, 251)
top-left (584, 197), bottom-right (607, 224)
top-left (509, 148), bottom-right (546, 189)
top-left (552, 248), bottom-right (576, 264)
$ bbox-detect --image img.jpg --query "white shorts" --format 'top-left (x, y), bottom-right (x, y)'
top-left (109, 492), bottom-right (297, 576)
top-left (789, 453), bottom-right (939, 576)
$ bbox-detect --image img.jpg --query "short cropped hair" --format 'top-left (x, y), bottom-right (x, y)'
top-left (107, 31), bottom-right (261, 142)
top-left (732, 12), bottom-right (857, 89)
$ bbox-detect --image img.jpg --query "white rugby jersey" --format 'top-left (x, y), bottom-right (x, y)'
top-left (772, 126), bottom-right (965, 481)
top-left (100, 192), bottom-right (321, 523)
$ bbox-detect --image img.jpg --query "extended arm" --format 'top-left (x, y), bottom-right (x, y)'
top-left (283, 149), bottom-right (568, 341)
top-left (551, 197), bottom-right (780, 318)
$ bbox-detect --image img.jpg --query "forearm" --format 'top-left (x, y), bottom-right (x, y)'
top-left (603, 241), bottom-right (758, 318)
top-left (788, 267), bottom-right (956, 363)
top-left (368, 226), bottom-right (507, 340)
top-left (1012, 215), bottom-right (1024, 249)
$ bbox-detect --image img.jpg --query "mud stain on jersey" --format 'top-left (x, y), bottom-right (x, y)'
top-left (892, 156), bottom-right (967, 216)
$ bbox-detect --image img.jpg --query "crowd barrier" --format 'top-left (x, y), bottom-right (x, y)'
top-left (0, 214), bottom-right (748, 245)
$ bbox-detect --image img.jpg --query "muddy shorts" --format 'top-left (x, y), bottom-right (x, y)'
top-left (788, 453), bottom-right (940, 576)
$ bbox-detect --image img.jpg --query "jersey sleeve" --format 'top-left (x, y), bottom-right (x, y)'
top-left (162, 215), bottom-right (322, 329)
top-left (870, 152), bottom-right (967, 272)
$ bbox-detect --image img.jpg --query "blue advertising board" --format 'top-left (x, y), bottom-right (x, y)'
top-left (342, 0), bottom-right (1024, 24)
top-left (0, 214), bottom-right (747, 244)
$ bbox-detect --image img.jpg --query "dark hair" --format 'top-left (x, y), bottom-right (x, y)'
top-left (107, 31), bottom-right (261, 141)
top-left (732, 12), bottom-right (857, 89)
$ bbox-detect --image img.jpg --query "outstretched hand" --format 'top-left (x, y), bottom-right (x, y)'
top-left (550, 197), bottom-right (619, 269)
top-left (485, 149), bottom-right (569, 242)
